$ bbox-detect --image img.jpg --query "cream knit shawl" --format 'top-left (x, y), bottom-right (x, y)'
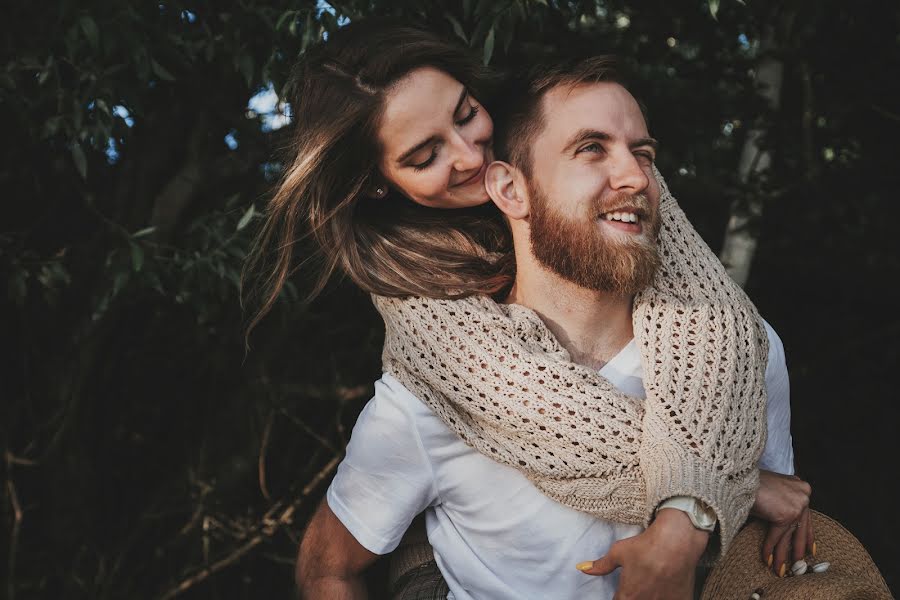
top-left (373, 167), bottom-right (769, 556)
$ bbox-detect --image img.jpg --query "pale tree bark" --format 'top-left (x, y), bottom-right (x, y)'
top-left (718, 0), bottom-right (806, 287)
top-left (718, 25), bottom-right (784, 288)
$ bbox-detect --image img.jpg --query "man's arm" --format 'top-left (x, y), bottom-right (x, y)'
top-left (296, 498), bottom-right (379, 599)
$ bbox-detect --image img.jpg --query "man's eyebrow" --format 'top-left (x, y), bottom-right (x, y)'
top-left (564, 129), bottom-right (611, 153)
top-left (564, 129), bottom-right (659, 153)
top-left (396, 87), bottom-right (469, 164)
top-left (630, 137), bottom-right (659, 151)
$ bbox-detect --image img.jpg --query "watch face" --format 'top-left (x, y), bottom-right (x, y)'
top-left (692, 502), bottom-right (717, 529)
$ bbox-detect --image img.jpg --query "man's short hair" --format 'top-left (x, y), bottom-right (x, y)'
top-left (492, 55), bottom-right (639, 176)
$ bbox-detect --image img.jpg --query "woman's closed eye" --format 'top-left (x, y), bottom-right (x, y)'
top-left (412, 148), bottom-right (438, 171)
top-left (456, 104), bottom-right (479, 126)
top-left (410, 101), bottom-right (480, 171)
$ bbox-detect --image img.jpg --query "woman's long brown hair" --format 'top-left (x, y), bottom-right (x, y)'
top-left (242, 19), bottom-right (514, 339)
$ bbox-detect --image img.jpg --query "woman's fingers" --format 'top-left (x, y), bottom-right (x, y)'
top-left (762, 522), bottom-right (785, 568)
top-left (808, 510), bottom-right (817, 558)
top-left (774, 523), bottom-right (794, 577)
top-left (577, 541), bottom-right (623, 576)
top-left (791, 508), bottom-right (811, 564)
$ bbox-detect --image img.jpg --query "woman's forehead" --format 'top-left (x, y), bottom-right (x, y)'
top-left (378, 67), bottom-right (465, 153)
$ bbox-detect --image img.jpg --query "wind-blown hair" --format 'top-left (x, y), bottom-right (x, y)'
top-left (242, 19), bottom-right (514, 337)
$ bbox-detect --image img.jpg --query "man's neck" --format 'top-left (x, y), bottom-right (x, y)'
top-left (504, 259), bottom-right (635, 371)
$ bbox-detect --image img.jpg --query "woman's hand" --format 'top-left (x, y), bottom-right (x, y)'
top-left (577, 508), bottom-right (708, 599)
top-left (751, 469), bottom-right (815, 577)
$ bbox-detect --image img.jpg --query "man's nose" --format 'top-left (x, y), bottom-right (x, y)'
top-left (608, 151), bottom-right (649, 193)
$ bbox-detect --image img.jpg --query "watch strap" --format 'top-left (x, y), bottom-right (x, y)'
top-left (656, 496), bottom-right (718, 532)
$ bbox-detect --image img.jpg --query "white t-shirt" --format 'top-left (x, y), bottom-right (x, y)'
top-left (327, 321), bottom-right (793, 600)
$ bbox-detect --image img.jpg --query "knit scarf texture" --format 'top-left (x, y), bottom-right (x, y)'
top-left (373, 167), bottom-right (770, 557)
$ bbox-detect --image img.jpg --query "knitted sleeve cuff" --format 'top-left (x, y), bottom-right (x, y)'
top-left (640, 441), bottom-right (758, 561)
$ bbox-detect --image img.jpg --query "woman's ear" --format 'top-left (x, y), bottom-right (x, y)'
top-left (484, 161), bottom-right (529, 220)
top-left (365, 181), bottom-right (389, 199)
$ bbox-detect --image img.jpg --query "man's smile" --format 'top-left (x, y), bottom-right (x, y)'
top-left (598, 210), bottom-right (644, 234)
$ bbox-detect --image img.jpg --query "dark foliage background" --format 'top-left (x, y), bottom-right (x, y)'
top-left (2, 1), bottom-right (898, 598)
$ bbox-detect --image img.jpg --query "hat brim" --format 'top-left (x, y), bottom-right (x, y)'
top-left (700, 510), bottom-right (892, 600)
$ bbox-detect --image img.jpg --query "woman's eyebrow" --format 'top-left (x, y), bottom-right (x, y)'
top-left (396, 86), bottom-right (469, 164)
top-left (397, 135), bottom-right (439, 164)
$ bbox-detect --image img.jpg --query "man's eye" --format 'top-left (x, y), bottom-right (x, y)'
top-left (578, 142), bottom-right (604, 154)
top-left (456, 105), bottom-right (479, 126)
top-left (635, 151), bottom-right (656, 163)
top-left (412, 148), bottom-right (438, 171)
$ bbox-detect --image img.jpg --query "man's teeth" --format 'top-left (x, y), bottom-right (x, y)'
top-left (603, 212), bottom-right (640, 223)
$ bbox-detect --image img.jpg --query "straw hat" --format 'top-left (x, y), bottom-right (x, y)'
top-left (701, 510), bottom-right (893, 599)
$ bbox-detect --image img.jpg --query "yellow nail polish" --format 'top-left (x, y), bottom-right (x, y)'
top-left (576, 561), bottom-right (594, 572)
top-left (767, 553), bottom-right (773, 568)
top-left (812, 541), bottom-right (818, 557)
top-left (779, 562), bottom-right (787, 578)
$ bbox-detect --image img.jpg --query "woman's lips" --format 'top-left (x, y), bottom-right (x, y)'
top-left (454, 161), bottom-right (487, 188)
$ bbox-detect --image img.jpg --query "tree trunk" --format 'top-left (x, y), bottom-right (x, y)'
top-left (718, 27), bottom-right (785, 287)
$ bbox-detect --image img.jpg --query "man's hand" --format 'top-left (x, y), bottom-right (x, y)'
top-left (750, 470), bottom-right (814, 577)
top-left (576, 508), bottom-right (709, 600)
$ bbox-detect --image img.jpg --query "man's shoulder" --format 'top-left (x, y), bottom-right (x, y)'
top-left (351, 373), bottom-right (444, 439)
top-left (374, 372), bottom-right (434, 415)
top-left (760, 319), bottom-right (787, 374)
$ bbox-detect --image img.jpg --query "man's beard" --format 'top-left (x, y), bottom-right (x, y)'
top-left (528, 181), bottom-right (661, 296)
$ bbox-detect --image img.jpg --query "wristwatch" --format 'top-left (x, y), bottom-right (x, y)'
top-left (655, 496), bottom-right (718, 532)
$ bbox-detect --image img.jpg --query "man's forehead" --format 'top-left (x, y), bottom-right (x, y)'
top-left (537, 81), bottom-right (648, 143)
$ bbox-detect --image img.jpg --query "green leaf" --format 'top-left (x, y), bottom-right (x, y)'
top-left (236, 204), bottom-right (255, 231)
top-left (112, 271), bottom-right (129, 296)
top-left (483, 27), bottom-right (495, 65)
top-left (238, 54), bottom-right (254, 87)
top-left (9, 270), bottom-right (28, 307)
top-left (151, 59), bottom-right (176, 81)
top-left (475, 0), bottom-right (494, 18)
top-left (445, 13), bottom-right (468, 43)
top-left (132, 226), bottom-right (156, 238)
top-left (0, 72), bottom-right (15, 90)
top-left (130, 242), bottom-right (144, 272)
top-left (301, 12), bottom-right (316, 51)
top-left (80, 16), bottom-right (100, 50)
top-left (708, 0), bottom-right (720, 20)
top-left (71, 143), bottom-right (88, 179)
top-left (276, 9), bottom-right (297, 31)
top-left (42, 116), bottom-right (64, 139)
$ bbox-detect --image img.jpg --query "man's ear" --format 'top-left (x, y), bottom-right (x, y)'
top-left (485, 161), bottom-right (529, 220)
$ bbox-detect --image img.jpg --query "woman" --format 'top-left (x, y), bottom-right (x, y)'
top-left (244, 19), bottom-right (811, 597)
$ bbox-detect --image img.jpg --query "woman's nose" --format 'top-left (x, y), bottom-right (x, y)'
top-left (451, 131), bottom-right (484, 173)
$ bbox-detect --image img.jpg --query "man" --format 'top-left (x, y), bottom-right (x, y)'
top-left (296, 56), bottom-right (806, 599)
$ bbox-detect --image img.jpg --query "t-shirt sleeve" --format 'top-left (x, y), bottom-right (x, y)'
top-left (758, 320), bottom-right (795, 475)
top-left (326, 375), bottom-right (439, 555)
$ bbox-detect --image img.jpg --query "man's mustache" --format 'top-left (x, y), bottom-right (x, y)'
top-left (594, 193), bottom-right (652, 219)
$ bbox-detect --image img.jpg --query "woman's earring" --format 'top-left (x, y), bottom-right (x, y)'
top-left (375, 187), bottom-right (386, 198)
